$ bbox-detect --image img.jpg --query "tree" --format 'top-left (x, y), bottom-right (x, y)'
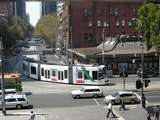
top-left (0, 16), bottom-right (33, 49)
top-left (33, 14), bottom-right (59, 45)
top-left (136, 3), bottom-right (160, 50)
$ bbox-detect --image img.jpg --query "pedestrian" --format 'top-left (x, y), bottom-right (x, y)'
top-left (29, 111), bottom-right (35, 120)
top-left (155, 105), bottom-right (160, 120)
top-left (119, 97), bottom-right (126, 111)
top-left (106, 101), bottom-right (116, 118)
top-left (147, 112), bottom-right (151, 120)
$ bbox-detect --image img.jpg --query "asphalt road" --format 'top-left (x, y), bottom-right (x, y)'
top-left (29, 90), bottom-right (160, 109)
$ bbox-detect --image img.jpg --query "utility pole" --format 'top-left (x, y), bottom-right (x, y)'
top-left (0, 37), bottom-right (6, 115)
top-left (102, 28), bottom-right (105, 64)
top-left (122, 67), bottom-right (125, 91)
top-left (140, 30), bottom-right (145, 108)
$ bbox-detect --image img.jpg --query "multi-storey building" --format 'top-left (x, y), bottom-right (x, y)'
top-left (61, 0), bottom-right (143, 48)
top-left (42, 1), bottom-right (57, 15)
top-left (61, 0), bottom-right (160, 75)
top-left (0, 1), bottom-right (14, 17)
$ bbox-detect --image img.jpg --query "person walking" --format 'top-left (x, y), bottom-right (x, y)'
top-left (147, 112), bottom-right (151, 120)
top-left (155, 105), bottom-right (160, 120)
top-left (106, 101), bottom-right (116, 118)
top-left (119, 97), bottom-right (126, 111)
top-left (29, 111), bottom-right (35, 120)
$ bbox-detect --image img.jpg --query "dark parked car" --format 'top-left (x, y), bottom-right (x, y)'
top-left (137, 68), bottom-right (159, 78)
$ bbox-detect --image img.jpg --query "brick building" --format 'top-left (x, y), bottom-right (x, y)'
top-left (61, 0), bottom-right (145, 49)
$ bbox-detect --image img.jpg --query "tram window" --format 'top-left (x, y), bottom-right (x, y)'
top-left (23, 64), bottom-right (26, 71)
top-left (84, 71), bottom-right (89, 79)
top-left (78, 71), bottom-right (83, 79)
top-left (98, 72), bottom-right (104, 79)
top-left (92, 71), bottom-right (98, 80)
top-left (64, 70), bottom-right (68, 79)
top-left (52, 70), bottom-right (56, 77)
top-left (45, 70), bottom-right (47, 78)
top-left (41, 68), bottom-right (44, 76)
top-left (31, 66), bottom-right (36, 75)
top-left (61, 71), bottom-right (63, 80)
top-left (58, 71), bottom-right (60, 80)
top-left (48, 70), bottom-right (50, 79)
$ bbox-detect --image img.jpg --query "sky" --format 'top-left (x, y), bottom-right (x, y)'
top-left (26, 2), bottom-right (41, 27)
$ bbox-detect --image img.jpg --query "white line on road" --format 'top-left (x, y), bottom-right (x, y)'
top-left (113, 109), bottom-right (125, 120)
top-left (93, 98), bottom-right (100, 106)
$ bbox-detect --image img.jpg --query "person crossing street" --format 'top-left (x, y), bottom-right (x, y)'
top-left (106, 101), bottom-right (116, 118)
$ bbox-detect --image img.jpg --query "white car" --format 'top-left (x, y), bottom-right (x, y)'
top-left (0, 94), bottom-right (32, 109)
top-left (71, 86), bottom-right (103, 99)
top-left (104, 91), bottom-right (141, 105)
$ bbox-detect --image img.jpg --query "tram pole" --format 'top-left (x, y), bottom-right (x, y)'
top-left (0, 37), bottom-right (6, 115)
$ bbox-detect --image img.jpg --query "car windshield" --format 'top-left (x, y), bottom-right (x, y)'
top-left (111, 92), bottom-right (119, 97)
top-left (80, 88), bottom-right (85, 91)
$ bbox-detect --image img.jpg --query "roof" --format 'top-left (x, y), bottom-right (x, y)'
top-left (118, 91), bottom-right (135, 94)
top-left (97, 41), bottom-right (156, 56)
top-left (82, 86), bottom-right (100, 89)
top-left (74, 41), bottom-right (157, 57)
top-left (5, 94), bottom-right (26, 99)
top-left (0, 73), bottom-right (21, 80)
top-left (74, 47), bottom-right (101, 56)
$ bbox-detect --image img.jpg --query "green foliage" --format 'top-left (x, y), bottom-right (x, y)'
top-left (33, 14), bottom-right (59, 44)
top-left (137, 3), bottom-right (160, 50)
top-left (0, 16), bottom-right (33, 48)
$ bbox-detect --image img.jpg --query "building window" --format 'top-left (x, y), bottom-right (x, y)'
top-left (88, 9), bottom-right (92, 16)
top-left (103, 9), bottom-right (107, 16)
top-left (84, 33), bottom-right (88, 40)
top-left (114, 9), bottom-right (118, 16)
top-left (104, 21), bottom-right (109, 27)
top-left (121, 9), bottom-right (125, 16)
top-left (104, 21), bottom-right (107, 27)
top-left (132, 18), bottom-right (136, 27)
top-left (122, 20), bottom-right (125, 27)
top-left (110, 9), bottom-right (114, 16)
top-left (97, 20), bottom-right (101, 27)
top-left (116, 21), bottom-right (120, 27)
top-left (89, 33), bottom-right (93, 41)
top-left (133, 8), bottom-right (137, 16)
top-left (128, 20), bottom-right (132, 27)
top-left (88, 21), bottom-right (92, 27)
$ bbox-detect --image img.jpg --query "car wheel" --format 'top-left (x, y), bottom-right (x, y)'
top-left (16, 104), bottom-right (22, 109)
top-left (93, 94), bottom-right (98, 98)
top-left (130, 100), bottom-right (135, 104)
top-left (75, 95), bottom-right (80, 99)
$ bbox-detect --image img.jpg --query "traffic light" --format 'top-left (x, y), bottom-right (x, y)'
top-left (144, 79), bottom-right (151, 88)
top-left (136, 79), bottom-right (142, 89)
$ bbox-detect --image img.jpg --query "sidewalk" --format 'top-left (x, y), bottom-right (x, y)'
top-left (0, 110), bottom-right (45, 120)
top-left (114, 104), bottom-right (148, 120)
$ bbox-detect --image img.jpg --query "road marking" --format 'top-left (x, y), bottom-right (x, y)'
top-left (93, 98), bottom-right (100, 106)
top-left (113, 109), bottom-right (125, 120)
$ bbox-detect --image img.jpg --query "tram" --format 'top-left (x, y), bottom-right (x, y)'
top-left (22, 60), bottom-right (107, 85)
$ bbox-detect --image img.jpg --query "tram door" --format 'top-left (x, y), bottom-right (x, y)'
top-left (44, 69), bottom-right (50, 81)
top-left (58, 71), bottom-right (64, 81)
top-left (40, 67), bottom-right (50, 81)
